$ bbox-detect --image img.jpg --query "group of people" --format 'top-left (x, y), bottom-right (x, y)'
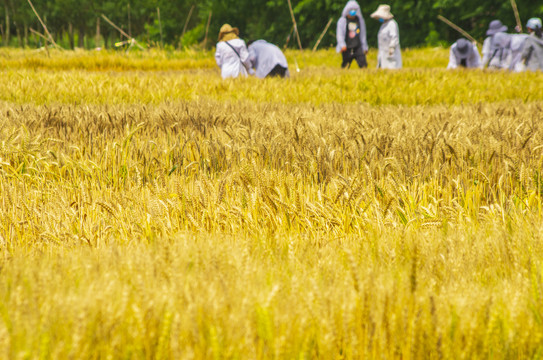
top-left (336, 2), bottom-right (402, 69)
top-left (214, 24), bottom-right (290, 79)
top-left (214, 0), bottom-right (543, 79)
top-left (448, 17), bottom-right (543, 71)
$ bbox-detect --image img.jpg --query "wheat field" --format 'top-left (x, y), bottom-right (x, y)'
top-left (1, 47), bottom-right (543, 359)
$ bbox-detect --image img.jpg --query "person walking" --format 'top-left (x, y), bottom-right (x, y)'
top-left (336, 1), bottom-right (368, 69)
top-left (215, 24), bottom-right (252, 79)
top-left (248, 40), bottom-right (290, 78)
top-left (447, 38), bottom-right (481, 69)
top-left (521, 18), bottom-right (543, 71)
top-left (371, 5), bottom-right (402, 69)
top-left (482, 20), bottom-right (510, 69)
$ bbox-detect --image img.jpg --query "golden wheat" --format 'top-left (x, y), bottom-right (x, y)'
top-left (0, 48), bottom-right (542, 359)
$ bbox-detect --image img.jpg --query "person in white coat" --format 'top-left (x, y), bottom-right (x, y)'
top-left (370, 4), bottom-right (402, 69)
top-left (248, 40), bottom-right (290, 78)
top-left (447, 38), bottom-right (481, 69)
top-left (215, 24), bottom-right (252, 79)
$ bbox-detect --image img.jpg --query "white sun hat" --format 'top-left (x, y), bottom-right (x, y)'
top-left (370, 5), bottom-right (394, 20)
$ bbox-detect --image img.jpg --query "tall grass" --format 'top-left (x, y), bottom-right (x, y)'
top-left (1, 48), bottom-right (543, 358)
top-left (2, 227), bottom-right (543, 359)
top-left (0, 69), bottom-right (541, 106)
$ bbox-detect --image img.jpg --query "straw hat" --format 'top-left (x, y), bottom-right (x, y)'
top-left (218, 24), bottom-right (239, 41)
top-left (370, 5), bottom-right (394, 20)
top-left (486, 20), bottom-right (507, 36)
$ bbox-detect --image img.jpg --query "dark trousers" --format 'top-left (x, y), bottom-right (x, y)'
top-left (266, 64), bottom-right (288, 78)
top-left (341, 46), bottom-right (367, 68)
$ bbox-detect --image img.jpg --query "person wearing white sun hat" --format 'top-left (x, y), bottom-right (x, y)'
top-left (370, 4), bottom-right (402, 69)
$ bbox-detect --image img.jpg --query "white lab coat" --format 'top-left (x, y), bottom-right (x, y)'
top-left (377, 19), bottom-right (402, 69)
top-left (447, 42), bottom-right (481, 69)
top-left (215, 38), bottom-right (252, 79)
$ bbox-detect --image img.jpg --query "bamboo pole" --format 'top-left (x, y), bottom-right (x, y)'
top-left (127, 2), bottom-right (131, 37)
top-left (437, 15), bottom-right (478, 44)
top-left (29, 27), bottom-right (50, 56)
top-left (26, 0), bottom-right (58, 48)
top-left (284, 25), bottom-right (294, 49)
top-left (4, 3), bottom-right (9, 47)
top-left (101, 14), bottom-right (145, 50)
top-left (203, 11), bottom-right (212, 47)
top-left (95, 17), bottom-right (101, 49)
top-left (286, 0), bottom-right (303, 50)
top-left (510, 0), bottom-right (522, 32)
top-left (312, 18), bottom-right (333, 52)
top-left (101, 14), bottom-right (130, 39)
top-left (182, 5), bottom-right (195, 38)
top-left (157, 7), bottom-right (163, 48)
top-left (29, 27), bottom-right (50, 43)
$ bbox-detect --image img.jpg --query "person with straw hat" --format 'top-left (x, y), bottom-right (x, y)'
top-left (336, 1), bottom-right (369, 69)
top-left (215, 24), bottom-right (252, 79)
top-left (370, 4), bottom-right (402, 69)
top-left (447, 38), bottom-right (481, 69)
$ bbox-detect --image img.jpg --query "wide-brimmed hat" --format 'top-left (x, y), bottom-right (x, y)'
top-left (453, 38), bottom-right (472, 59)
top-left (370, 4), bottom-right (394, 20)
top-left (218, 24), bottom-right (239, 41)
top-left (486, 20), bottom-right (508, 36)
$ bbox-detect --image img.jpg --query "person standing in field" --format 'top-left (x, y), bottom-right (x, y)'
top-left (371, 5), bottom-right (402, 69)
top-left (447, 38), bottom-right (481, 69)
top-left (481, 20), bottom-right (510, 69)
top-left (215, 24), bottom-right (252, 79)
top-left (520, 18), bottom-right (543, 71)
top-left (336, 0), bottom-right (368, 69)
top-left (247, 40), bottom-right (290, 78)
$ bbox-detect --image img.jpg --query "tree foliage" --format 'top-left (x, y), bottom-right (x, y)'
top-left (1, 0), bottom-right (542, 49)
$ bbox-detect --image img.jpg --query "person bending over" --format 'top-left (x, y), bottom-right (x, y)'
top-left (447, 38), bottom-right (481, 69)
top-left (248, 40), bottom-right (290, 78)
